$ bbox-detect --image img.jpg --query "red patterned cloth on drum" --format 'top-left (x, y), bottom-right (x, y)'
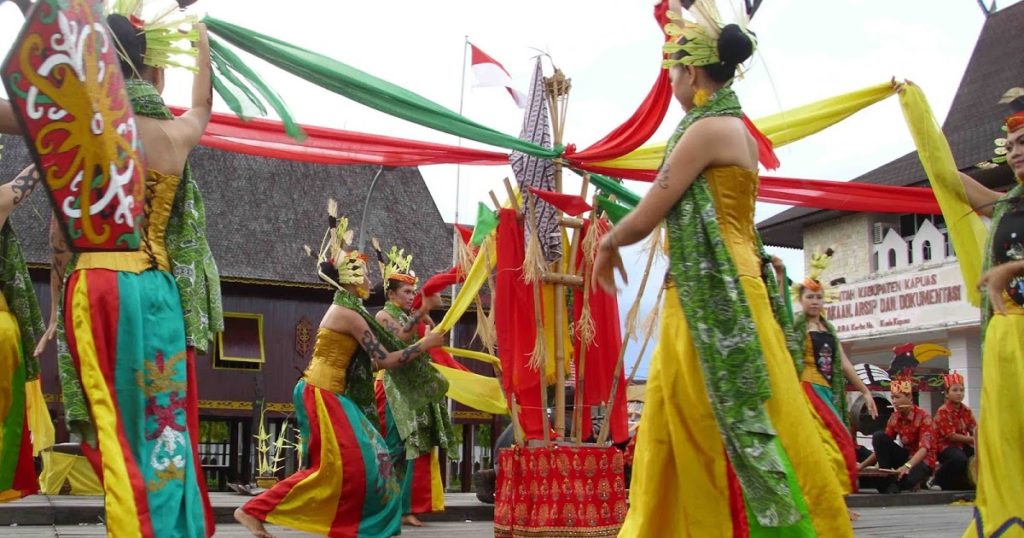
top-left (494, 446), bottom-right (627, 538)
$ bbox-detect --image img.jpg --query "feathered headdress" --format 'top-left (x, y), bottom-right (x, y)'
top-left (976, 87), bottom-right (1024, 169)
top-left (383, 246), bottom-right (417, 286)
top-left (890, 370), bottom-right (915, 396)
top-left (661, 1), bottom-right (756, 70)
top-left (942, 370), bottom-right (965, 390)
top-left (791, 248), bottom-right (839, 304)
top-left (106, 0), bottom-right (200, 72)
top-left (304, 199), bottom-right (368, 292)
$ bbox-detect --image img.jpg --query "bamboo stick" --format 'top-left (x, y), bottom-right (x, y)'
top-left (489, 190), bottom-right (502, 211)
top-left (540, 273), bottom-right (584, 287)
top-left (573, 196), bottom-right (600, 445)
top-left (596, 229), bottom-right (661, 445)
top-left (502, 177), bottom-right (519, 212)
top-left (527, 196), bottom-right (550, 446)
top-left (545, 70), bottom-right (572, 440)
top-left (510, 394), bottom-right (525, 446)
top-left (626, 285), bottom-right (665, 386)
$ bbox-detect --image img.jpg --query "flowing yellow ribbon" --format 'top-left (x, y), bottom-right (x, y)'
top-left (594, 82), bottom-right (897, 171)
top-left (897, 83), bottom-right (986, 305)
top-left (442, 346), bottom-right (501, 369)
top-left (431, 363), bottom-right (507, 415)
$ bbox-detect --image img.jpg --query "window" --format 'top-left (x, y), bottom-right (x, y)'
top-left (214, 313), bottom-right (266, 371)
top-left (197, 420), bottom-right (231, 468)
top-left (887, 249), bottom-right (897, 268)
top-left (899, 213), bottom-right (946, 240)
top-left (922, 240), bottom-right (933, 261)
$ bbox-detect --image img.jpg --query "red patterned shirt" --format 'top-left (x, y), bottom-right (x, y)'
top-left (884, 406), bottom-right (937, 468)
top-left (933, 402), bottom-right (976, 454)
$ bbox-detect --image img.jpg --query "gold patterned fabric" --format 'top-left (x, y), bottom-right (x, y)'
top-left (75, 170), bottom-right (181, 274)
top-left (302, 328), bottom-right (359, 394)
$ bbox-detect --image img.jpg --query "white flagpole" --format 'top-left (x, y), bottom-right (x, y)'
top-left (454, 36), bottom-right (469, 225)
top-left (446, 35), bottom-right (470, 492)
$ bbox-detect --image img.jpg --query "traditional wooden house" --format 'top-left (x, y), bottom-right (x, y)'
top-left (0, 135), bottom-right (493, 488)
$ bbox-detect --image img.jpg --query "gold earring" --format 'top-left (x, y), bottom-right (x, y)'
top-left (693, 88), bottom-right (711, 107)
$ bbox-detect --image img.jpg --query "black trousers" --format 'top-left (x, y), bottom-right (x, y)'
top-left (871, 431), bottom-right (932, 491)
top-left (933, 445), bottom-right (975, 490)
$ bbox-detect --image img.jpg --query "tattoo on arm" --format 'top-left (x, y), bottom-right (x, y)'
top-left (359, 329), bottom-right (388, 364)
top-left (401, 315), bottom-right (419, 333)
top-left (398, 343), bottom-right (423, 364)
top-left (9, 166), bottom-right (40, 207)
top-left (382, 319), bottom-right (401, 334)
top-left (656, 163), bottom-right (671, 190)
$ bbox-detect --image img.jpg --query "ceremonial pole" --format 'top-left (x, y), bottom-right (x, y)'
top-left (544, 69), bottom-right (571, 439)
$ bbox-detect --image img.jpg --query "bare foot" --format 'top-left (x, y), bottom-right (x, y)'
top-left (848, 508), bottom-right (861, 521)
top-left (235, 507), bottom-right (275, 538)
top-left (402, 514), bottom-right (424, 527)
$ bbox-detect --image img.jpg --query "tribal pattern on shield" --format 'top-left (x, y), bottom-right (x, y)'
top-left (1, 0), bottom-right (146, 251)
top-left (137, 350), bottom-right (189, 492)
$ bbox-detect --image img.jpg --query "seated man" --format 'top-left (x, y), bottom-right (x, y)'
top-left (932, 372), bottom-right (976, 490)
top-left (858, 374), bottom-right (936, 492)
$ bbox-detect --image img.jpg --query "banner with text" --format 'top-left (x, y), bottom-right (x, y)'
top-left (826, 263), bottom-right (978, 340)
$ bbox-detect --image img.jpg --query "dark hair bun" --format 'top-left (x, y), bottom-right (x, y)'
top-left (319, 260), bottom-right (340, 284)
top-left (717, 24), bottom-right (753, 66)
top-left (107, 14), bottom-right (147, 76)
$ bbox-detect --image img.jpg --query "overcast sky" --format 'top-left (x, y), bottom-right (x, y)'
top-left (1, 0), bottom-right (1014, 377)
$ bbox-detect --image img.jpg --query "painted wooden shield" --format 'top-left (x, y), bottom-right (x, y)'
top-left (2, 0), bottom-right (145, 251)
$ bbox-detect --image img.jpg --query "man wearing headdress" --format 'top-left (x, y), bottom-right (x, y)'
top-left (931, 371), bottom-right (976, 491)
top-left (858, 373), bottom-right (936, 493)
top-left (374, 245), bottom-right (450, 526)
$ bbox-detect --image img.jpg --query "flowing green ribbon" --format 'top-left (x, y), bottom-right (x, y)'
top-left (203, 16), bottom-right (562, 159)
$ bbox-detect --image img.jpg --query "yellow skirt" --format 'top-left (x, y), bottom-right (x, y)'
top-left (619, 277), bottom-right (852, 538)
top-left (963, 312), bottom-right (1024, 538)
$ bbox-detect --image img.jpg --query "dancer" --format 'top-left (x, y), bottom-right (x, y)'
top-left (0, 108), bottom-right (47, 501)
top-left (374, 246), bottom-right (445, 526)
top-left (32, 14), bottom-right (216, 537)
top-left (931, 371), bottom-right (975, 491)
top-left (790, 249), bottom-right (878, 518)
top-left (594, 3), bottom-right (852, 535)
top-left (955, 106), bottom-right (1024, 535)
top-left (859, 374), bottom-right (935, 493)
top-left (235, 209), bottom-right (444, 538)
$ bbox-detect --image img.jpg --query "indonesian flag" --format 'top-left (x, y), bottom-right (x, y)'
top-left (469, 43), bottom-right (527, 108)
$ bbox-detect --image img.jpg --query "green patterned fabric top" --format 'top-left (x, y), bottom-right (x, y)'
top-left (333, 290), bottom-right (455, 458)
top-left (55, 291), bottom-right (89, 427)
top-left (662, 87), bottom-right (800, 526)
top-left (1, 222), bottom-right (43, 380)
top-left (790, 312), bottom-right (847, 425)
top-left (982, 182), bottom-right (1024, 334)
top-left (125, 79), bottom-right (224, 353)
